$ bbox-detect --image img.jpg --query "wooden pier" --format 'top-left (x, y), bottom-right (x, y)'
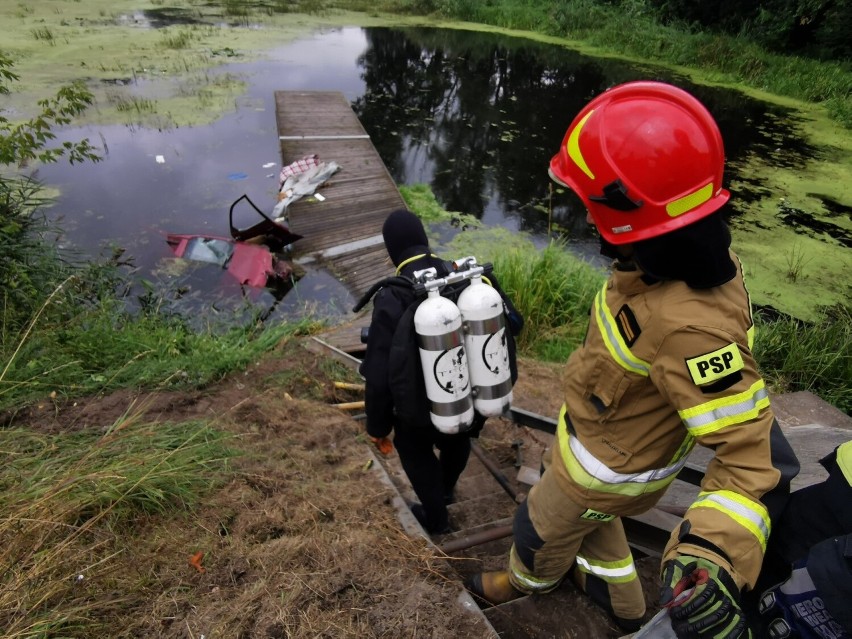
top-left (275, 91), bottom-right (405, 352)
top-left (275, 91), bottom-right (402, 296)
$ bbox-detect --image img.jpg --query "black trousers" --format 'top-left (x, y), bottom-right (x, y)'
top-left (393, 425), bottom-right (472, 533)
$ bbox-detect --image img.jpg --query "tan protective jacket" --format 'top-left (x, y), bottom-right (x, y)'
top-left (551, 253), bottom-right (785, 589)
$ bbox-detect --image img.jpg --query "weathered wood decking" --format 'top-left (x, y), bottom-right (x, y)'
top-left (275, 91), bottom-right (401, 302)
top-left (275, 91), bottom-right (404, 353)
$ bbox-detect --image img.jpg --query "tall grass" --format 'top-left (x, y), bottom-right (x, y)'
top-left (491, 241), bottom-right (604, 361)
top-left (0, 287), bottom-right (320, 412)
top-left (30, 27), bottom-right (56, 44)
top-left (159, 28), bottom-right (195, 50)
top-left (753, 305), bottom-right (852, 414)
top-left (0, 178), bottom-right (67, 336)
top-left (0, 413), bottom-right (233, 637)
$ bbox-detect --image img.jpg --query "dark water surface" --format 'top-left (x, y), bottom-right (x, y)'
top-left (37, 26), bottom-right (826, 323)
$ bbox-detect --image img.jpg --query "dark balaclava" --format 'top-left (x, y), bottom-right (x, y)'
top-left (382, 209), bottom-right (429, 267)
top-left (631, 210), bottom-right (737, 289)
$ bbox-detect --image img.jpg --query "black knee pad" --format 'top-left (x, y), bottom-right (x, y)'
top-left (512, 499), bottom-right (545, 571)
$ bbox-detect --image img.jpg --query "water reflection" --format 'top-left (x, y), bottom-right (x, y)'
top-left (35, 26), bottom-right (837, 324)
top-left (353, 27), bottom-right (819, 241)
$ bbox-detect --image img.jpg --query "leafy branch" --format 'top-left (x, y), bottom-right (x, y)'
top-left (0, 52), bottom-right (101, 167)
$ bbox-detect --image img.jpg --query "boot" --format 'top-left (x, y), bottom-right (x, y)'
top-left (466, 571), bottom-right (525, 605)
top-left (409, 502), bottom-right (451, 535)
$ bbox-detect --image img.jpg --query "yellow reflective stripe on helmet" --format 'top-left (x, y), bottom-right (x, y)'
top-left (678, 380), bottom-right (770, 437)
top-left (837, 441), bottom-right (852, 487)
top-left (688, 490), bottom-right (770, 551)
top-left (557, 406), bottom-right (690, 496)
top-left (594, 283), bottom-right (650, 377)
top-left (568, 110), bottom-right (596, 180)
top-left (575, 553), bottom-right (638, 584)
top-left (666, 182), bottom-right (714, 217)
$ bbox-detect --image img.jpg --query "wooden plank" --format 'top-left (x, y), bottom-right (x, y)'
top-left (275, 91), bottom-right (403, 299)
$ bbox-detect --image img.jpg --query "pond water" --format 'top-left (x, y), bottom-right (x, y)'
top-left (36, 25), bottom-right (846, 324)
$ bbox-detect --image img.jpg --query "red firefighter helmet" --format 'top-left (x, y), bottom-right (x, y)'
top-left (548, 81), bottom-right (729, 245)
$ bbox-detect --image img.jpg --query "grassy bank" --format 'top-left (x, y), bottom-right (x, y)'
top-left (0, 417), bottom-right (234, 637)
top-left (0, 262), bottom-right (322, 415)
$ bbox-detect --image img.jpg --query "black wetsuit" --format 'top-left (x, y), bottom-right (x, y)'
top-left (360, 247), bottom-right (522, 534)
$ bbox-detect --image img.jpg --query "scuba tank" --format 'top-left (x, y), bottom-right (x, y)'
top-left (412, 269), bottom-right (475, 434)
top-left (454, 258), bottom-right (513, 417)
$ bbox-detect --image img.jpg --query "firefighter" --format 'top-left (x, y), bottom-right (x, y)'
top-left (360, 209), bottom-right (523, 535)
top-left (466, 81), bottom-right (800, 635)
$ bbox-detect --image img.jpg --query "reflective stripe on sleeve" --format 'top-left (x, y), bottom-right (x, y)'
top-left (594, 283), bottom-right (650, 377)
top-left (575, 553), bottom-right (638, 584)
top-left (688, 490), bottom-right (770, 551)
top-left (678, 380), bottom-right (770, 437)
top-left (557, 406), bottom-right (694, 496)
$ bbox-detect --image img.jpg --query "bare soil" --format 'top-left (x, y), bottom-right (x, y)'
top-left (5, 336), bottom-right (658, 638)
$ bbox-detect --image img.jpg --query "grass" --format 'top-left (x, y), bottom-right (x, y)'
top-left (784, 242), bottom-right (812, 284)
top-left (753, 304), bottom-right (852, 414)
top-left (30, 26), bottom-right (55, 43)
top-left (108, 93), bottom-right (156, 114)
top-left (490, 241), bottom-right (603, 361)
top-left (0, 294), bottom-right (323, 412)
top-left (0, 412), bottom-right (234, 637)
top-left (400, 182), bottom-right (481, 229)
top-left (160, 28), bottom-right (195, 50)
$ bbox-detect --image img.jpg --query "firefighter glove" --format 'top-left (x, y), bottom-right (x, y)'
top-left (660, 555), bottom-right (750, 639)
top-left (369, 436), bottom-right (393, 456)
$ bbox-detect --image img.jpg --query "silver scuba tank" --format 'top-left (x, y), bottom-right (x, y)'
top-left (412, 270), bottom-right (475, 434)
top-left (455, 262), bottom-right (513, 417)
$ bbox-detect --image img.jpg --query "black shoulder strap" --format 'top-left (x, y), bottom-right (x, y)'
top-left (352, 275), bottom-right (415, 313)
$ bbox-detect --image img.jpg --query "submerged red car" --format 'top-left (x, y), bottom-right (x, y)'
top-left (165, 194), bottom-right (303, 289)
top-left (165, 234), bottom-right (295, 288)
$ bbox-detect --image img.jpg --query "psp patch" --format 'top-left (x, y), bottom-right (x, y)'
top-left (686, 343), bottom-right (744, 386)
top-left (580, 508), bottom-right (615, 522)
